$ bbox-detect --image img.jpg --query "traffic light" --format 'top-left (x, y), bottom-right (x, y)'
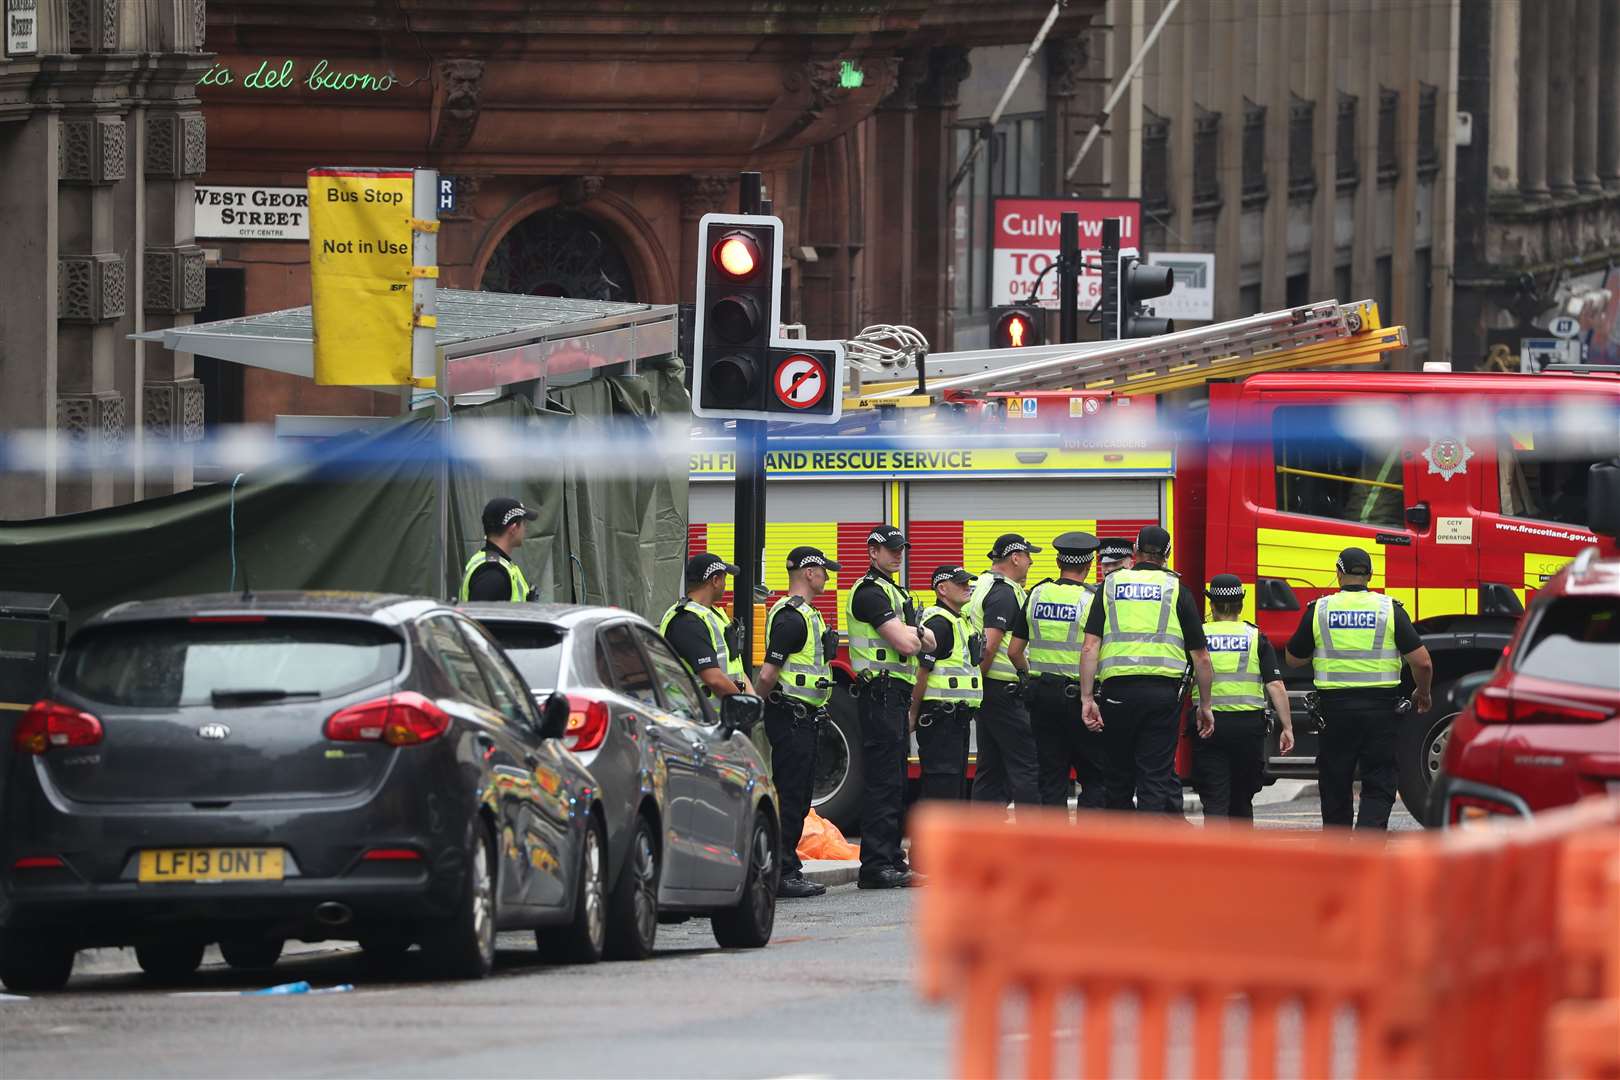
top-left (991, 304), bottom-right (1045, 349)
top-left (1100, 218), bottom-right (1176, 340)
top-left (692, 212), bottom-right (844, 424)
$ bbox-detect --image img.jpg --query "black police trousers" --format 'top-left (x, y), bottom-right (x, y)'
top-left (1099, 677), bottom-right (1184, 814)
top-left (857, 675), bottom-right (912, 872)
top-left (1028, 675), bottom-right (1106, 810)
top-left (1192, 709), bottom-right (1266, 821)
top-left (763, 699), bottom-right (821, 877)
top-left (1318, 703), bottom-right (1400, 830)
top-left (915, 703), bottom-right (973, 802)
top-left (971, 680), bottom-right (1040, 809)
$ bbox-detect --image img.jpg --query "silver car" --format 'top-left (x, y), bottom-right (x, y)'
top-left (461, 604), bottom-right (779, 956)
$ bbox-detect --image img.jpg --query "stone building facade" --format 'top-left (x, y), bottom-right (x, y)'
top-left (192, 0), bottom-right (1102, 427)
top-left (1454, 0), bottom-right (1620, 369)
top-left (0, 0), bottom-right (211, 519)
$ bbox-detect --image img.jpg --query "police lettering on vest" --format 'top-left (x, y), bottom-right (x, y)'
top-left (1097, 567), bottom-right (1187, 680)
top-left (1196, 620), bottom-right (1266, 712)
top-left (1310, 590), bottom-right (1401, 690)
top-left (1327, 610), bottom-right (1380, 630)
top-left (1025, 579), bottom-right (1093, 680)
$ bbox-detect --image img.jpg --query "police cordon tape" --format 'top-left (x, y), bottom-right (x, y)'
top-left (0, 397), bottom-right (1613, 477)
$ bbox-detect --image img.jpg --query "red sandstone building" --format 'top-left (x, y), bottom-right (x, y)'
top-left (195, 0), bottom-right (1104, 425)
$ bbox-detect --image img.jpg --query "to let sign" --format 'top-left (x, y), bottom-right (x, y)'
top-left (307, 167), bottom-right (419, 386)
top-left (991, 197), bottom-right (1141, 308)
top-left (5, 0), bottom-right (38, 56)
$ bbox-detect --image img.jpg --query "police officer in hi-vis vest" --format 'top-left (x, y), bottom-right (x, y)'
top-left (459, 497), bottom-right (539, 602)
top-left (908, 565), bottom-right (984, 803)
top-left (964, 533), bottom-right (1042, 811)
top-left (1285, 546), bottom-right (1433, 830)
top-left (755, 546), bottom-right (843, 899)
top-left (1079, 525), bottom-right (1214, 813)
top-left (1193, 574), bottom-right (1295, 823)
top-left (1017, 531), bottom-right (1105, 810)
top-left (1097, 537), bottom-right (1133, 578)
top-left (659, 553), bottom-right (752, 700)
top-left (846, 525), bottom-right (933, 889)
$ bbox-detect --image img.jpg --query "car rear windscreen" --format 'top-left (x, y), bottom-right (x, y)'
top-left (58, 619), bottom-right (405, 707)
top-left (1516, 597), bottom-right (1620, 691)
top-left (483, 623), bottom-right (566, 690)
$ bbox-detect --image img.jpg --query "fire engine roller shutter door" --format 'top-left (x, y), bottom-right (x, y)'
top-left (905, 478), bottom-right (1161, 600)
top-left (687, 481), bottom-right (886, 630)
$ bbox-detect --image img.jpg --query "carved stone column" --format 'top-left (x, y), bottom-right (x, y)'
top-left (913, 47), bottom-right (971, 351)
top-left (865, 50), bottom-right (926, 329)
top-left (1043, 36), bottom-right (1089, 196)
top-left (1573, 0), bottom-right (1603, 192)
top-left (1518, 0), bottom-right (1549, 199)
top-left (1546, 0), bottom-right (1577, 195)
top-left (677, 174), bottom-right (732, 305)
top-left (1603, 0), bottom-right (1620, 189)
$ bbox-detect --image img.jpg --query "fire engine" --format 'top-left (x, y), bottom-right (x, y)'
top-left (686, 301), bottom-right (1620, 829)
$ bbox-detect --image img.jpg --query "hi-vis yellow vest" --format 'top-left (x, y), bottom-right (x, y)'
top-left (1097, 566), bottom-right (1186, 680)
top-left (844, 572), bottom-right (917, 684)
top-left (919, 605), bottom-right (982, 706)
top-left (459, 549), bottom-right (530, 602)
top-left (1024, 579), bottom-right (1093, 680)
top-left (766, 595), bottom-right (832, 707)
top-left (1195, 619), bottom-right (1266, 712)
top-left (1310, 590), bottom-right (1402, 689)
top-left (658, 599), bottom-right (744, 694)
top-left (964, 571), bottom-right (1027, 683)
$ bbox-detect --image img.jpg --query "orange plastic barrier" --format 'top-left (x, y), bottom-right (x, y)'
top-left (1551, 828), bottom-right (1620, 1080)
top-left (912, 799), bottom-right (1620, 1080)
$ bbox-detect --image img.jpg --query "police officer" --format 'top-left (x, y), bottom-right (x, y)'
top-left (1285, 547), bottom-right (1434, 830)
top-left (755, 546), bottom-right (843, 899)
top-left (658, 553), bottom-right (752, 700)
top-left (1018, 532), bottom-right (1105, 810)
top-left (459, 497), bottom-right (539, 602)
top-left (1193, 575), bottom-right (1295, 823)
top-left (964, 533), bottom-right (1041, 811)
top-left (1097, 537), bottom-right (1134, 577)
top-left (908, 566), bottom-right (983, 803)
top-left (846, 525), bottom-right (933, 890)
top-left (1079, 525), bottom-right (1214, 814)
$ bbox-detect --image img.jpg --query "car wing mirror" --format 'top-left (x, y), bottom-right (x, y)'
top-left (719, 693), bottom-right (764, 739)
top-left (539, 692), bottom-right (571, 741)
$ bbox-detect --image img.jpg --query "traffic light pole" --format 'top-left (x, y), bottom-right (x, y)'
top-left (1059, 211), bottom-right (1079, 345)
top-left (733, 171), bottom-right (766, 670)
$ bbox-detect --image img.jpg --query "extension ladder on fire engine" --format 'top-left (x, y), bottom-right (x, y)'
top-left (911, 797), bottom-right (1620, 1080)
top-left (859, 299), bottom-right (1404, 404)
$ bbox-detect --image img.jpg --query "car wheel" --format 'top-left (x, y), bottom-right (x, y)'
top-left (605, 813), bottom-right (660, 960)
top-left (219, 938), bottom-right (284, 971)
top-left (538, 817), bottom-right (607, 965)
top-left (135, 940), bottom-right (206, 982)
top-left (0, 931), bottom-right (75, 993)
top-left (1398, 678), bottom-right (1461, 827)
top-left (812, 686), bottom-right (863, 834)
top-left (711, 808), bottom-right (778, 950)
top-left (421, 820), bottom-right (498, 979)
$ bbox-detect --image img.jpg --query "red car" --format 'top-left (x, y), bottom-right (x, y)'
top-left (1432, 548), bottom-right (1620, 827)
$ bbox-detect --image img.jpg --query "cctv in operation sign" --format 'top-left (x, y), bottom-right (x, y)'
top-left (991, 197), bottom-right (1141, 308)
top-left (307, 167), bottom-right (420, 386)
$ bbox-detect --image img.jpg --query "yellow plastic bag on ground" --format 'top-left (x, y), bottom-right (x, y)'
top-left (797, 808), bottom-right (859, 862)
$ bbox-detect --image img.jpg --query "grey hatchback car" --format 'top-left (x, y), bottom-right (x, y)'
top-left (0, 593), bottom-right (612, 991)
top-left (462, 604), bottom-right (781, 957)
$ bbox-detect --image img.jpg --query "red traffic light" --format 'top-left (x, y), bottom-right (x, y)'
top-left (992, 305), bottom-right (1044, 349)
top-left (712, 232), bottom-right (761, 279)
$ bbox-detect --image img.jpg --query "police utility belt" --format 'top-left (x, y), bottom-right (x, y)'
top-left (1035, 671), bottom-right (1082, 699)
top-left (766, 690), bottom-right (825, 720)
top-left (918, 700), bottom-right (972, 718)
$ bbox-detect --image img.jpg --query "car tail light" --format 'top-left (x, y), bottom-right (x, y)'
top-left (564, 694), bottom-right (611, 753)
top-left (13, 856), bottom-right (65, 870)
top-left (361, 848), bottom-right (422, 862)
top-left (1471, 686), bottom-right (1610, 725)
top-left (1449, 794), bottom-right (1524, 828)
top-left (325, 692), bottom-right (449, 747)
top-left (14, 700), bottom-right (104, 754)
